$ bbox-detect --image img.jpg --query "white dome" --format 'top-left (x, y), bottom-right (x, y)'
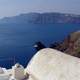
top-left (26, 48), bottom-right (80, 80)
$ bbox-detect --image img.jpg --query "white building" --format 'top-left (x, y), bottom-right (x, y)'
top-left (0, 67), bottom-right (10, 80)
top-left (1, 48), bottom-right (80, 80)
top-left (12, 63), bottom-right (25, 80)
top-left (26, 48), bottom-right (80, 80)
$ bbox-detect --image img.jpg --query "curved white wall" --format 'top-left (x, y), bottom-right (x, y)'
top-left (26, 48), bottom-right (80, 80)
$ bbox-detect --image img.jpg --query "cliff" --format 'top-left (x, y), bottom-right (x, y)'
top-left (0, 12), bottom-right (80, 24)
top-left (50, 31), bottom-right (80, 58)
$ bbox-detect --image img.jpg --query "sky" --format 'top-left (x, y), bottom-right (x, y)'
top-left (0, 0), bottom-right (80, 18)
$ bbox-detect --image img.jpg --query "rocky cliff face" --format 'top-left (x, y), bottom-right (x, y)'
top-left (50, 31), bottom-right (80, 58)
top-left (0, 12), bottom-right (80, 24)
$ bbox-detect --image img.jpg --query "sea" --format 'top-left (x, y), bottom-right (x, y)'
top-left (0, 23), bottom-right (80, 68)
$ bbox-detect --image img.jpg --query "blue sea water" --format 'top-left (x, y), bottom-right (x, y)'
top-left (0, 23), bottom-right (80, 68)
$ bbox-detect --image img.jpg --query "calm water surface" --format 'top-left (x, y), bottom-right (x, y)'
top-left (0, 23), bottom-right (80, 68)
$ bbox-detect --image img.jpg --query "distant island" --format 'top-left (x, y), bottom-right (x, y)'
top-left (0, 12), bottom-right (80, 24)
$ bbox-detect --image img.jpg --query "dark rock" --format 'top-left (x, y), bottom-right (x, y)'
top-left (34, 41), bottom-right (46, 51)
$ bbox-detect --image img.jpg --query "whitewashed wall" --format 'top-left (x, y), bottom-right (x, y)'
top-left (26, 48), bottom-right (80, 80)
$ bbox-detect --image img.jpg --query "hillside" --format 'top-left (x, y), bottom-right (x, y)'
top-left (0, 12), bottom-right (80, 24)
top-left (50, 31), bottom-right (80, 58)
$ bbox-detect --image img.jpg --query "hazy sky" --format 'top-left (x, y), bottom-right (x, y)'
top-left (0, 0), bottom-right (80, 18)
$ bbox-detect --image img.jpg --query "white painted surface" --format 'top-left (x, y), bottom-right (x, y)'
top-left (12, 63), bottom-right (25, 80)
top-left (26, 48), bottom-right (80, 80)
